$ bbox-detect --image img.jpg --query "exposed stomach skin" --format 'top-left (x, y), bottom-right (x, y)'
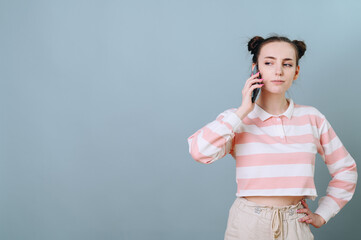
top-left (243, 196), bottom-right (306, 207)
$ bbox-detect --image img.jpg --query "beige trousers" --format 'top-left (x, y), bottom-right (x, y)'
top-left (224, 197), bottom-right (314, 240)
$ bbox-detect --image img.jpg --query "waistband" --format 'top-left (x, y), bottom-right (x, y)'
top-left (235, 197), bottom-right (306, 221)
top-left (234, 197), bottom-right (308, 240)
top-left (235, 197), bottom-right (306, 220)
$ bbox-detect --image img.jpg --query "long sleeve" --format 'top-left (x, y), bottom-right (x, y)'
top-left (314, 115), bottom-right (358, 224)
top-left (187, 108), bottom-right (243, 164)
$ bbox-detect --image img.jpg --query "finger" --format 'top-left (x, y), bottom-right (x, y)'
top-left (245, 78), bottom-right (264, 90)
top-left (252, 78), bottom-right (264, 83)
top-left (243, 80), bottom-right (263, 93)
top-left (298, 216), bottom-right (311, 222)
top-left (301, 208), bottom-right (311, 214)
top-left (247, 72), bottom-right (261, 82)
top-left (301, 199), bottom-right (309, 208)
top-left (243, 84), bottom-right (263, 100)
top-left (247, 83), bottom-right (264, 94)
top-left (297, 209), bottom-right (307, 214)
top-left (306, 218), bottom-right (313, 224)
top-left (245, 72), bottom-right (262, 87)
top-left (250, 71), bottom-right (260, 77)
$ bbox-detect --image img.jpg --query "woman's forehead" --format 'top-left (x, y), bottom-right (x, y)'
top-left (259, 42), bottom-right (296, 60)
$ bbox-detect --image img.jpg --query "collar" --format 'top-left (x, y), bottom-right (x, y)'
top-left (252, 98), bottom-right (294, 121)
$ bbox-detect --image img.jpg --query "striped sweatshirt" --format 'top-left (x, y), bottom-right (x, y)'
top-left (187, 98), bottom-right (357, 224)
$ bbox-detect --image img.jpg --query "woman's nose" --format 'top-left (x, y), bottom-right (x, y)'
top-left (275, 64), bottom-right (283, 76)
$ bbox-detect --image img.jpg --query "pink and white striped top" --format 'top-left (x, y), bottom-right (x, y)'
top-left (187, 98), bottom-right (357, 223)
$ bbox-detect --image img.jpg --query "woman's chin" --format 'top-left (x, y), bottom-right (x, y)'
top-left (261, 88), bottom-right (288, 95)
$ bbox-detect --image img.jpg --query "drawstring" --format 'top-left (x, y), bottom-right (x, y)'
top-left (271, 208), bottom-right (283, 240)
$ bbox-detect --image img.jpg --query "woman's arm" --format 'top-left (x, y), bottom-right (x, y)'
top-left (187, 71), bottom-right (262, 164)
top-left (187, 108), bottom-right (244, 164)
top-left (314, 115), bottom-right (358, 224)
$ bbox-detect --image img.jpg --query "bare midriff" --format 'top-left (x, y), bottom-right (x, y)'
top-left (243, 196), bottom-right (306, 207)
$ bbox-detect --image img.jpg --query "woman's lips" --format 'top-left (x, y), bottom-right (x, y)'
top-left (271, 80), bottom-right (285, 84)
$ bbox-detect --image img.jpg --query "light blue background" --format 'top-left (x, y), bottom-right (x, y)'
top-left (1, 0), bottom-right (361, 239)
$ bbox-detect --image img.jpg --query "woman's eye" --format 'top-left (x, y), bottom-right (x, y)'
top-left (284, 64), bottom-right (293, 67)
top-left (265, 62), bottom-right (272, 65)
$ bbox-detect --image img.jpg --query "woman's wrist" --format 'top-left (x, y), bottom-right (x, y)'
top-left (316, 214), bottom-right (326, 225)
top-left (235, 106), bottom-right (251, 120)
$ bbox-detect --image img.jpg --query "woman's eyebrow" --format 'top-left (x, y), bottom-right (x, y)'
top-left (264, 56), bottom-right (294, 61)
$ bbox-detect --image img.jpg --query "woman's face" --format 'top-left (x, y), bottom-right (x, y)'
top-left (254, 41), bottom-right (300, 95)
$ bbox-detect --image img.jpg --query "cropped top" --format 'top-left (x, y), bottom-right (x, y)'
top-left (187, 98), bottom-right (357, 223)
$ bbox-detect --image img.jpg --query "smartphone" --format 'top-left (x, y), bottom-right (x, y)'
top-left (251, 64), bottom-right (262, 103)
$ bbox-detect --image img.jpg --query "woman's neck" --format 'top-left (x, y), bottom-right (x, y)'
top-left (255, 93), bottom-right (289, 115)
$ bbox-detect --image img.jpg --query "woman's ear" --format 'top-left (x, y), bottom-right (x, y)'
top-left (293, 65), bottom-right (300, 80)
top-left (252, 63), bottom-right (256, 71)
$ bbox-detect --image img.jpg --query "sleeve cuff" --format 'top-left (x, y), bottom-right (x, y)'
top-left (314, 206), bottom-right (335, 224)
top-left (222, 111), bottom-right (244, 132)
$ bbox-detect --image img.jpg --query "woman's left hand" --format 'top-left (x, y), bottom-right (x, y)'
top-left (297, 199), bottom-right (326, 228)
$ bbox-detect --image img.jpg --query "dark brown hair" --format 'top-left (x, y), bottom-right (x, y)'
top-left (248, 35), bottom-right (306, 66)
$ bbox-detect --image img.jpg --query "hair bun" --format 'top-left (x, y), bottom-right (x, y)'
top-left (248, 36), bottom-right (264, 55)
top-left (292, 40), bottom-right (307, 59)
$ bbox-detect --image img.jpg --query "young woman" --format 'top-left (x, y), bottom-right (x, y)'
top-left (187, 35), bottom-right (357, 240)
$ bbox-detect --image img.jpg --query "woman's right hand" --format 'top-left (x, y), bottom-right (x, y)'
top-left (235, 72), bottom-right (264, 120)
